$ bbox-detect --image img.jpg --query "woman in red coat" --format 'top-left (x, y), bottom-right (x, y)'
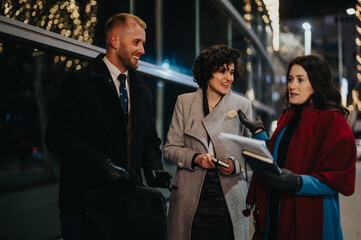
top-left (238, 54), bottom-right (356, 239)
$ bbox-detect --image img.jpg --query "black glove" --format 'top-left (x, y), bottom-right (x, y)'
top-left (103, 159), bottom-right (135, 187)
top-left (263, 168), bottom-right (303, 192)
top-left (237, 109), bottom-right (265, 135)
top-left (145, 169), bottom-right (176, 190)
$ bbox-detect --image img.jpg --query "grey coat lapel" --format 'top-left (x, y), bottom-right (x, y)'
top-left (183, 89), bottom-right (234, 152)
top-left (184, 89), bottom-right (209, 150)
top-left (203, 90), bottom-right (232, 152)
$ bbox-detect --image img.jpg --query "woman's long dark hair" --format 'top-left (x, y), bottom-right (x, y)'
top-left (282, 54), bottom-right (349, 117)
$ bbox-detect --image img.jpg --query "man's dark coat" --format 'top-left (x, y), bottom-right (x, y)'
top-left (45, 54), bottom-right (163, 213)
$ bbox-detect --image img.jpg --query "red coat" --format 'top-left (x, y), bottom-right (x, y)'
top-left (246, 106), bottom-right (356, 240)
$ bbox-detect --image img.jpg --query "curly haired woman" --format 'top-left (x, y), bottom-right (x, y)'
top-left (164, 45), bottom-right (251, 240)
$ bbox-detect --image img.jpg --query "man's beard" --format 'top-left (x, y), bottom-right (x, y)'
top-left (120, 53), bottom-right (138, 70)
top-left (126, 61), bottom-right (138, 70)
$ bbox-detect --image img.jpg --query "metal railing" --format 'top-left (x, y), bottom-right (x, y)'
top-left (0, 15), bottom-right (275, 115)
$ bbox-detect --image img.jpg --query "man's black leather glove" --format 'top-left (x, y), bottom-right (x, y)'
top-left (144, 169), bottom-right (175, 190)
top-left (103, 159), bottom-right (135, 187)
top-left (237, 109), bottom-right (265, 135)
top-left (263, 168), bottom-right (303, 192)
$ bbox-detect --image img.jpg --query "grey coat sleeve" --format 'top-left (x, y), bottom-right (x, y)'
top-left (163, 96), bottom-right (198, 171)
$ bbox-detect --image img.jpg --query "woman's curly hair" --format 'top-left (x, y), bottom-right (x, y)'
top-left (192, 45), bottom-right (242, 88)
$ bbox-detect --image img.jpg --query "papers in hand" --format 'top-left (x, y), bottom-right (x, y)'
top-left (219, 132), bottom-right (281, 176)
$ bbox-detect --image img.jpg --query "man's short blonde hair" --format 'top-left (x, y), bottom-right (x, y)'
top-left (104, 13), bottom-right (146, 44)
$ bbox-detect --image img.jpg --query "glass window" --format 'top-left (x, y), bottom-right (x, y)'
top-left (0, 34), bottom-right (92, 239)
top-left (163, 0), bottom-right (196, 75)
top-left (92, 2), bottom-right (131, 48)
top-left (133, 0), bottom-right (157, 65)
top-left (0, 36), bottom-right (89, 186)
top-left (200, 0), bottom-right (228, 47)
top-left (232, 25), bottom-right (250, 94)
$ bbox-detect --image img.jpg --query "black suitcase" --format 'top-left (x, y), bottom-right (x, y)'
top-left (83, 185), bottom-right (167, 240)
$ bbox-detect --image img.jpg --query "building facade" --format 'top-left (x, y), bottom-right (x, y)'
top-left (0, 1), bottom-right (279, 238)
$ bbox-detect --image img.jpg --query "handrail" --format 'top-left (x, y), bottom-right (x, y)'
top-left (0, 15), bottom-right (275, 115)
top-left (0, 15), bottom-right (198, 88)
top-left (0, 15), bottom-right (104, 60)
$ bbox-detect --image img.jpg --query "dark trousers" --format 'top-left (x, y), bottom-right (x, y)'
top-left (60, 213), bottom-right (82, 240)
top-left (191, 169), bottom-right (234, 240)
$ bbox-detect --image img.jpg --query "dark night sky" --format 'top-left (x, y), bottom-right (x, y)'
top-left (279, 0), bottom-right (357, 20)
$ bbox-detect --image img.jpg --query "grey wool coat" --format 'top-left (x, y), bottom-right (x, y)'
top-left (164, 88), bottom-right (252, 240)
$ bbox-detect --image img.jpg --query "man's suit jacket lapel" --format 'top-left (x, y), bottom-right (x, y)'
top-left (128, 70), bottom-right (143, 124)
top-left (89, 54), bottom-right (120, 103)
top-left (88, 55), bottom-right (128, 129)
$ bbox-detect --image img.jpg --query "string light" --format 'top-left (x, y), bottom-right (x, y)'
top-left (356, 25), bottom-right (361, 35)
top-left (246, 48), bottom-right (253, 55)
top-left (356, 37), bottom-right (361, 46)
top-left (263, 0), bottom-right (280, 51)
top-left (355, 1), bottom-right (361, 104)
top-left (246, 62), bottom-right (252, 72)
top-left (2, 0), bottom-right (98, 71)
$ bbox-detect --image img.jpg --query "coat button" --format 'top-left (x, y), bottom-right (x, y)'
top-left (241, 168), bottom-right (245, 173)
top-left (177, 162), bottom-right (184, 168)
